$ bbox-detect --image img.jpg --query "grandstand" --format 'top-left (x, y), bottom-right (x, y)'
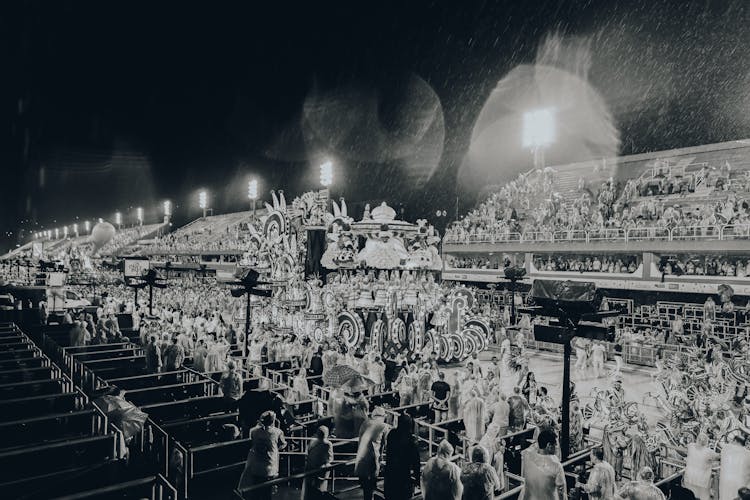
top-left (443, 139), bottom-right (750, 297)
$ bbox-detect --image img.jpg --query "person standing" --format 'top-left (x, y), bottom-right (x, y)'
top-left (144, 335), bottom-right (162, 374)
top-left (575, 447), bottom-right (615, 500)
top-left (679, 432), bottom-right (719, 500)
top-left (591, 341), bottom-right (607, 378)
top-left (463, 390), bottom-right (487, 443)
top-left (354, 407), bottom-right (389, 500)
top-left (431, 371), bottom-right (451, 423)
top-left (301, 426), bottom-right (333, 500)
top-left (219, 360), bottom-right (243, 402)
top-left (461, 446), bottom-right (502, 500)
top-left (720, 435), bottom-right (750, 500)
top-left (383, 413), bottom-right (421, 500)
top-left (508, 386), bottom-right (530, 431)
top-left (491, 392), bottom-right (510, 436)
top-left (421, 440), bottom-right (463, 500)
top-left (520, 429), bottom-right (567, 500)
top-left (163, 337), bottom-right (185, 371)
top-left (238, 410), bottom-right (287, 500)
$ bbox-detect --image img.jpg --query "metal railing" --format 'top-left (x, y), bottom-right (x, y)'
top-left (444, 223), bottom-right (750, 245)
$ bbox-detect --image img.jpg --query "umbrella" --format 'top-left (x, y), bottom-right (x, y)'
top-left (323, 364), bottom-right (360, 387)
top-left (718, 283), bottom-right (735, 299)
top-left (340, 373), bottom-right (376, 394)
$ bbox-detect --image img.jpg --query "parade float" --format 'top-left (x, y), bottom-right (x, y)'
top-left (239, 191), bottom-right (494, 362)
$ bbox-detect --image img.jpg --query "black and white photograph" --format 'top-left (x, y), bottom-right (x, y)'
top-left (2, 1), bottom-right (750, 499)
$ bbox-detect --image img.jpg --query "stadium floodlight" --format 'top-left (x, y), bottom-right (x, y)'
top-left (522, 108), bottom-right (556, 169)
top-left (84, 220), bottom-right (90, 233)
top-left (199, 190), bottom-right (208, 218)
top-left (136, 207), bottom-right (143, 225)
top-left (163, 200), bottom-right (172, 217)
top-left (248, 179), bottom-right (259, 220)
top-left (248, 179), bottom-right (258, 200)
top-left (115, 211), bottom-right (122, 228)
top-left (63, 226), bottom-right (68, 238)
top-left (73, 223), bottom-right (78, 236)
top-left (320, 160), bottom-right (333, 187)
top-left (54, 228), bottom-right (59, 239)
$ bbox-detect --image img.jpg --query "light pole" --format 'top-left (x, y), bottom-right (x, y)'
top-left (54, 228), bottom-right (59, 239)
top-left (163, 200), bottom-right (172, 224)
top-left (63, 226), bottom-right (68, 238)
top-left (199, 191), bottom-right (208, 219)
top-left (248, 179), bottom-right (258, 221)
top-left (73, 223), bottom-right (78, 237)
top-left (115, 212), bottom-right (122, 230)
top-left (136, 207), bottom-right (143, 227)
top-left (84, 220), bottom-right (90, 233)
top-left (522, 108), bottom-right (556, 169)
top-left (319, 160), bottom-right (333, 213)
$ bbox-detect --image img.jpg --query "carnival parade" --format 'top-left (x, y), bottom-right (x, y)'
top-left (3, 2), bottom-right (750, 500)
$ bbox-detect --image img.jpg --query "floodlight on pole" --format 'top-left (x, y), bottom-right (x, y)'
top-left (163, 200), bottom-right (172, 217)
top-left (320, 161), bottom-right (333, 187)
top-left (54, 228), bottom-right (59, 239)
top-left (248, 179), bottom-right (258, 220)
top-left (136, 207), bottom-right (143, 226)
top-left (73, 223), bottom-right (78, 237)
top-left (115, 211), bottom-right (122, 228)
top-left (522, 108), bottom-right (556, 169)
top-left (199, 191), bottom-right (208, 218)
top-left (84, 220), bottom-right (90, 233)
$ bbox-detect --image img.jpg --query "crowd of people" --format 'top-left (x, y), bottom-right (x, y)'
top-left (444, 164), bottom-right (750, 245)
top-left (98, 223), bottom-right (162, 256)
top-left (661, 256), bottom-right (750, 278)
top-left (534, 254), bottom-right (640, 274)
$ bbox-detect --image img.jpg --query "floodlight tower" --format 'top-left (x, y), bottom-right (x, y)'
top-left (248, 179), bottom-right (258, 221)
top-left (522, 108), bottom-right (556, 169)
top-left (163, 200), bottom-right (172, 223)
top-left (115, 212), bottom-right (122, 230)
top-left (136, 207), bottom-right (144, 227)
top-left (199, 191), bottom-right (208, 219)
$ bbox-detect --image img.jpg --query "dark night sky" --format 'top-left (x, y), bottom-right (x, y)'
top-left (2, 0), bottom-right (750, 251)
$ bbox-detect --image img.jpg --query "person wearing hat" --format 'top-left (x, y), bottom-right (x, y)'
top-left (220, 359), bottom-right (243, 403)
top-left (354, 406), bottom-right (390, 500)
top-left (238, 410), bottom-right (286, 500)
top-left (384, 413), bottom-right (421, 500)
top-left (302, 425), bottom-right (334, 500)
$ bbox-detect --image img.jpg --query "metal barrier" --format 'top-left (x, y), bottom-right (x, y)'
top-left (446, 224), bottom-right (750, 246)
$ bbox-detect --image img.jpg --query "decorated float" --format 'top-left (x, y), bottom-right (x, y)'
top-left (236, 191), bottom-right (494, 362)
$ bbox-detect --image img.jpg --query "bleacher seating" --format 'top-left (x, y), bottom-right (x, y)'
top-left (0, 323), bottom-right (177, 500)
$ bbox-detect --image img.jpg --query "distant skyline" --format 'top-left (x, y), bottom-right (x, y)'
top-left (3, 0), bottom-right (750, 252)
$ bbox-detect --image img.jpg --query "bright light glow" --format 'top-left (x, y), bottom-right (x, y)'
top-left (136, 207), bottom-right (143, 222)
top-left (320, 161), bottom-right (333, 187)
top-left (115, 212), bottom-right (122, 225)
top-left (522, 108), bottom-right (556, 149)
top-left (73, 223), bottom-right (78, 234)
top-left (248, 179), bottom-right (258, 200)
top-left (54, 228), bottom-right (59, 238)
top-left (63, 226), bottom-right (68, 237)
top-left (163, 200), bottom-right (172, 216)
top-left (199, 191), bottom-right (208, 209)
top-left (98, 218), bottom-right (103, 224)
top-left (85, 220), bottom-right (90, 232)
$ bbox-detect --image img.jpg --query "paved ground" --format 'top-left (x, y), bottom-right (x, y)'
top-left (275, 351), bottom-right (669, 500)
